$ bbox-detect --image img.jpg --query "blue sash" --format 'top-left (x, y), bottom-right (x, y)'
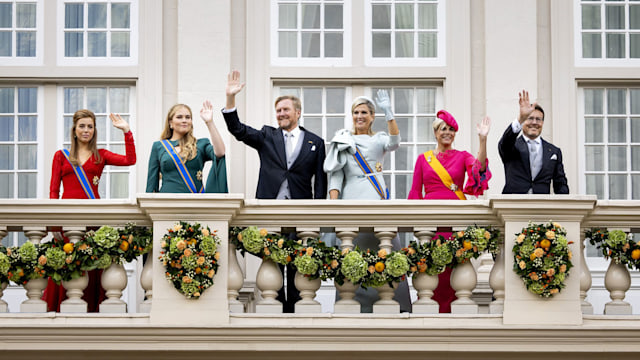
top-left (61, 149), bottom-right (96, 199)
top-left (352, 146), bottom-right (389, 200)
top-left (160, 140), bottom-right (203, 193)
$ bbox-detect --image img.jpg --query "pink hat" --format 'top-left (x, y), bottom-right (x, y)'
top-left (437, 110), bottom-right (458, 132)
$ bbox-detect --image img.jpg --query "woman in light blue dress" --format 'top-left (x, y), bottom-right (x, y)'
top-left (324, 90), bottom-right (410, 312)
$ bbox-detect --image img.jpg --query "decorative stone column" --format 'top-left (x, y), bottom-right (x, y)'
top-left (489, 238), bottom-right (505, 314)
top-left (227, 242), bottom-right (245, 313)
top-left (100, 262), bottom-right (128, 313)
top-left (604, 260), bottom-right (632, 315)
top-left (294, 230), bottom-right (322, 313)
top-left (138, 255), bottom-right (153, 313)
top-left (20, 228), bottom-right (48, 313)
top-left (579, 230), bottom-right (593, 314)
top-left (0, 227), bottom-right (8, 312)
top-left (373, 229), bottom-right (399, 314)
top-left (334, 230), bottom-right (360, 313)
top-left (450, 260), bottom-right (479, 314)
top-left (60, 228), bottom-right (89, 313)
top-left (411, 230), bottom-right (439, 313)
top-left (255, 258), bottom-right (283, 313)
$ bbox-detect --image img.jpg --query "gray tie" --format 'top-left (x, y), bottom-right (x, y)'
top-left (528, 139), bottom-right (540, 179)
top-left (285, 132), bottom-right (294, 159)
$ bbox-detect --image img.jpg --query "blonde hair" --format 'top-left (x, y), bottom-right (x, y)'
top-left (432, 118), bottom-right (446, 132)
top-left (274, 95), bottom-right (301, 111)
top-left (160, 104), bottom-right (198, 161)
top-left (350, 96), bottom-right (376, 135)
top-left (68, 109), bottom-right (101, 166)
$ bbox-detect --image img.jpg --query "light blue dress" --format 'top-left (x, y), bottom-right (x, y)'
top-left (323, 129), bottom-right (410, 312)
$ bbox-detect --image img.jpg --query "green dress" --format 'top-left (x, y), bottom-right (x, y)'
top-left (146, 138), bottom-right (228, 193)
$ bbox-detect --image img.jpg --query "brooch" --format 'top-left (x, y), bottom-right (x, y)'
top-left (196, 170), bottom-right (203, 181)
top-left (92, 176), bottom-right (99, 185)
top-left (375, 162), bottom-right (383, 172)
top-left (427, 156), bottom-right (432, 163)
top-left (449, 183), bottom-right (458, 191)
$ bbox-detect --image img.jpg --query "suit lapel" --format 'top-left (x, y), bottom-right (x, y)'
top-left (289, 128), bottom-right (312, 170)
top-left (274, 129), bottom-right (287, 168)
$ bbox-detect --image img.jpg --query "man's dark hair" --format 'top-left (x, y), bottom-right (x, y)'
top-left (534, 104), bottom-right (545, 121)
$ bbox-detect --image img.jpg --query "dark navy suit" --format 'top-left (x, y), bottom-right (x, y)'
top-left (498, 124), bottom-right (569, 194)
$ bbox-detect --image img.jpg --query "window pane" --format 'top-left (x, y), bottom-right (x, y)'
top-left (110, 117), bottom-right (125, 142)
top-left (394, 89), bottom-right (413, 114)
top-left (582, 33), bottom-right (602, 58)
top-left (303, 88), bottom-right (322, 113)
top-left (326, 88), bottom-right (345, 114)
top-left (0, 173), bottom-right (12, 198)
top-left (65, 3), bottom-right (84, 29)
top-left (395, 4), bottom-right (414, 30)
top-left (0, 3), bottom-right (11, 28)
top-left (608, 117), bottom-right (626, 142)
top-left (606, 33), bottom-right (625, 58)
top-left (0, 144), bottom-right (14, 170)
top-left (416, 88), bottom-right (435, 113)
top-left (111, 32), bottom-right (130, 57)
top-left (279, 87), bottom-right (300, 98)
top-left (395, 116), bottom-right (412, 140)
top-left (395, 32), bottom-right (413, 57)
top-left (303, 116), bottom-right (321, 137)
top-left (325, 4), bottom-right (342, 29)
top-left (18, 87), bottom-right (36, 113)
top-left (585, 117), bottom-right (604, 142)
top-left (609, 174), bottom-right (627, 199)
top-left (301, 4), bottom-right (320, 29)
top-left (18, 144), bottom-right (36, 169)
top-left (279, 4), bottom-right (297, 29)
top-left (109, 172), bottom-right (129, 199)
top-left (417, 116), bottom-right (436, 142)
top-left (18, 173), bottom-right (36, 198)
top-left (632, 117), bottom-right (640, 142)
top-left (633, 175), bottom-right (640, 199)
top-left (279, 31), bottom-right (297, 57)
top-left (632, 146), bottom-right (640, 171)
top-left (65, 32), bottom-right (84, 57)
top-left (585, 145), bottom-right (604, 171)
top-left (631, 34), bottom-right (640, 58)
top-left (16, 31), bottom-right (36, 57)
top-left (372, 115), bottom-right (386, 133)
top-left (608, 146), bottom-right (627, 171)
top-left (582, 5), bottom-right (601, 29)
top-left (586, 174), bottom-right (604, 199)
top-left (605, 5), bottom-right (625, 30)
top-left (325, 32), bottom-right (343, 57)
top-left (372, 32), bottom-right (391, 57)
top-left (608, 89), bottom-right (626, 114)
top-left (0, 116), bottom-right (13, 141)
top-left (18, 116), bottom-right (36, 141)
top-left (632, 90), bottom-right (640, 114)
top-left (88, 3), bottom-right (107, 28)
top-left (86, 88), bottom-right (106, 113)
top-left (16, 3), bottom-right (36, 28)
top-left (0, 31), bottom-right (11, 56)
top-left (64, 88), bottom-right (84, 113)
top-left (584, 88), bottom-right (604, 114)
top-left (88, 31), bottom-right (106, 56)
top-left (0, 88), bottom-right (14, 113)
top-left (418, 4), bottom-right (437, 29)
top-left (326, 116), bottom-right (344, 138)
top-left (301, 32), bottom-right (320, 57)
top-left (395, 143), bottom-right (410, 170)
top-left (63, 116), bottom-right (73, 142)
top-left (418, 32), bottom-right (437, 57)
top-left (111, 3), bottom-right (130, 28)
top-left (631, 5), bottom-right (640, 29)
top-left (395, 173), bottom-right (412, 200)
top-left (372, 5), bottom-right (391, 29)
top-left (110, 144), bottom-right (124, 156)
top-left (94, 115), bottom-right (106, 142)
top-left (109, 88), bottom-right (129, 114)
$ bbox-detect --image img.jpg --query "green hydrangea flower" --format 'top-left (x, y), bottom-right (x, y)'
top-left (384, 252), bottom-right (409, 278)
top-left (471, 228), bottom-right (488, 252)
top-left (95, 254), bottom-right (113, 269)
top-left (0, 252), bottom-right (9, 275)
top-left (182, 255), bottom-right (198, 271)
top-left (270, 248), bottom-right (289, 265)
top-left (241, 227), bottom-right (264, 254)
top-left (199, 235), bottom-right (218, 256)
top-left (606, 230), bottom-right (627, 248)
top-left (45, 247), bottom-right (66, 270)
top-left (19, 242), bottom-right (38, 263)
top-left (94, 226), bottom-right (119, 249)
top-left (181, 279), bottom-right (201, 297)
top-left (341, 251), bottom-right (367, 283)
top-left (169, 237), bottom-right (185, 255)
top-left (431, 243), bottom-right (453, 267)
top-left (365, 272), bottom-right (387, 288)
top-left (293, 254), bottom-right (319, 275)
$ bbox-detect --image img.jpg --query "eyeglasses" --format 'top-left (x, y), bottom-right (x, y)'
top-left (526, 116), bottom-right (544, 123)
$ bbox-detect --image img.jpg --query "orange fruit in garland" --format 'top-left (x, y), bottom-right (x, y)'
top-left (540, 239), bottom-right (551, 249)
top-left (374, 262), bottom-right (385, 272)
top-left (63, 242), bottom-right (74, 254)
top-left (462, 240), bottom-right (473, 250)
top-left (631, 249), bottom-right (640, 260)
top-left (119, 240), bottom-right (130, 251)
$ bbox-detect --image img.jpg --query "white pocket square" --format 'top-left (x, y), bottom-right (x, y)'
top-left (550, 154), bottom-right (557, 160)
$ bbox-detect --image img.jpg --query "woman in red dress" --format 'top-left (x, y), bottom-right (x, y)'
top-left (44, 109), bottom-right (136, 312)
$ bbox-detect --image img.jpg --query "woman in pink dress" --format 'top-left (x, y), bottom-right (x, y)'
top-left (407, 110), bottom-right (491, 312)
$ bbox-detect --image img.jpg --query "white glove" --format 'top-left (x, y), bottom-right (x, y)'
top-left (375, 89), bottom-right (394, 121)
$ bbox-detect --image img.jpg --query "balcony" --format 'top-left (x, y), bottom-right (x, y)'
top-left (1, 194), bottom-right (640, 360)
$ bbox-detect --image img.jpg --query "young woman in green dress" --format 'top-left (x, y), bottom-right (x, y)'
top-left (146, 101), bottom-right (228, 193)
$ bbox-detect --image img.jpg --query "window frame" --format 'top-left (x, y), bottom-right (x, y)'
top-left (56, 0), bottom-right (139, 66)
top-left (0, 0), bottom-right (45, 65)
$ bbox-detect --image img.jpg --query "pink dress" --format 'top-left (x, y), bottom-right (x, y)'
top-left (408, 149), bottom-right (491, 312)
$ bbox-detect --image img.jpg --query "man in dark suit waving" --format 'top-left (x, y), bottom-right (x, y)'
top-left (498, 90), bottom-right (569, 194)
top-left (222, 70), bottom-right (327, 312)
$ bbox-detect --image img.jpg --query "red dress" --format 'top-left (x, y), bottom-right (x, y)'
top-left (44, 131), bottom-right (136, 312)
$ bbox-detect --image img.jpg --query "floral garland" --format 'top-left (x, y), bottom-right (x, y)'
top-left (586, 228), bottom-right (640, 269)
top-left (512, 221), bottom-right (573, 297)
top-left (233, 226), bottom-right (299, 265)
top-left (160, 221), bottom-right (220, 299)
top-left (6, 242), bottom-right (46, 285)
top-left (292, 238), bottom-right (342, 281)
top-left (403, 235), bottom-right (452, 276)
top-left (340, 247), bottom-right (410, 288)
top-left (450, 225), bottom-right (502, 266)
top-left (0, 245), bottom-right (9, 284)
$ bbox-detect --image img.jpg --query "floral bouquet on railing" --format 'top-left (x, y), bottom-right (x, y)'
top-left (449, 226), bottom-right (501, 266)
top-left (291, 238), bottom-right (341, 281)
top-left (586, 228), bottom-right (640, 269)
top-left (403, 235), bottom-right (453, 276)
top-left (234, 226), bottom-right (298, 265)
top-left (83, 226), bottom-right (126, 269)
top-left (0, 245), bottom-right (10, 284)
top-left (340, 248), bottom-right (410, 289)
top-left (512, 221), bottom-right (573, 297)
top-left (117, 223), bottom-right (153, 263)
top-left (160, 221), bottom-right (221, 299)
top-left (6, 242), bottom-right (46, 285)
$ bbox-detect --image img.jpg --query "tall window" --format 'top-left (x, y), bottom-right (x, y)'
top-left (0, 0), bottom-right (42, 64)
top-left (581, 86), bottom-right (640, 199)
top-left (60, 85), bottom-right (134, 199)
top-left (366, 0), bottom-right (445, 66)
top-left (577, 0), bottom-right (640, 64)
top-left (0, 86), bottom-right (39, 200)
top-left (58, 0), bottom-right (138, 65)
top-left (272, 0), bottom-right (350, 65)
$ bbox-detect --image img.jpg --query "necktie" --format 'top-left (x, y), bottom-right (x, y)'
top-left (528, 139), bottom-right (540, 179)
top-left (285, 132), bottom-right (294, 159)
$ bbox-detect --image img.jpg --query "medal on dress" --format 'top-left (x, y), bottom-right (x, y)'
top-left (92, 176), bottom-right (99, 185)
top-left (196, 170), bottom-right (203, 181)
top-left (375, 162), bottom-right (383, 172)
top-left (449, 183), bottom-right (458, 191)
top-left (427, 156), bottom-right (432, 163)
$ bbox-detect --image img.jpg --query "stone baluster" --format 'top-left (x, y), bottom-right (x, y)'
top-left (294, 230), bottom-right (322, 313)
top-left (138, 255), bottom-right (153, 313)
top-left (411, 230), bottom-right (439, 313)
top-left (100, 262), bottom-right (128, 313)
top-left (255, 257), bottom-right (283, 313)
top-left (60, 228), bottom-right (89, 313)
top-left (334, 230), bottom-right (360, 313)
top-left (21, 228), bottom-right (48, 313)
top-left (0, 227), bottom-right (8, 312)
top-left (373, 229), bottom-right (400, 314)
top-left (489, 237), bottom-right (505, 314)
top-left (227, 242), bottom-right (244, 313)
top-left (604, 259), bottom-right (632, 315)
top-left (580, 229), bottom-right (593, 314)
top-left (450, 226), bottom-right (478, 314)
